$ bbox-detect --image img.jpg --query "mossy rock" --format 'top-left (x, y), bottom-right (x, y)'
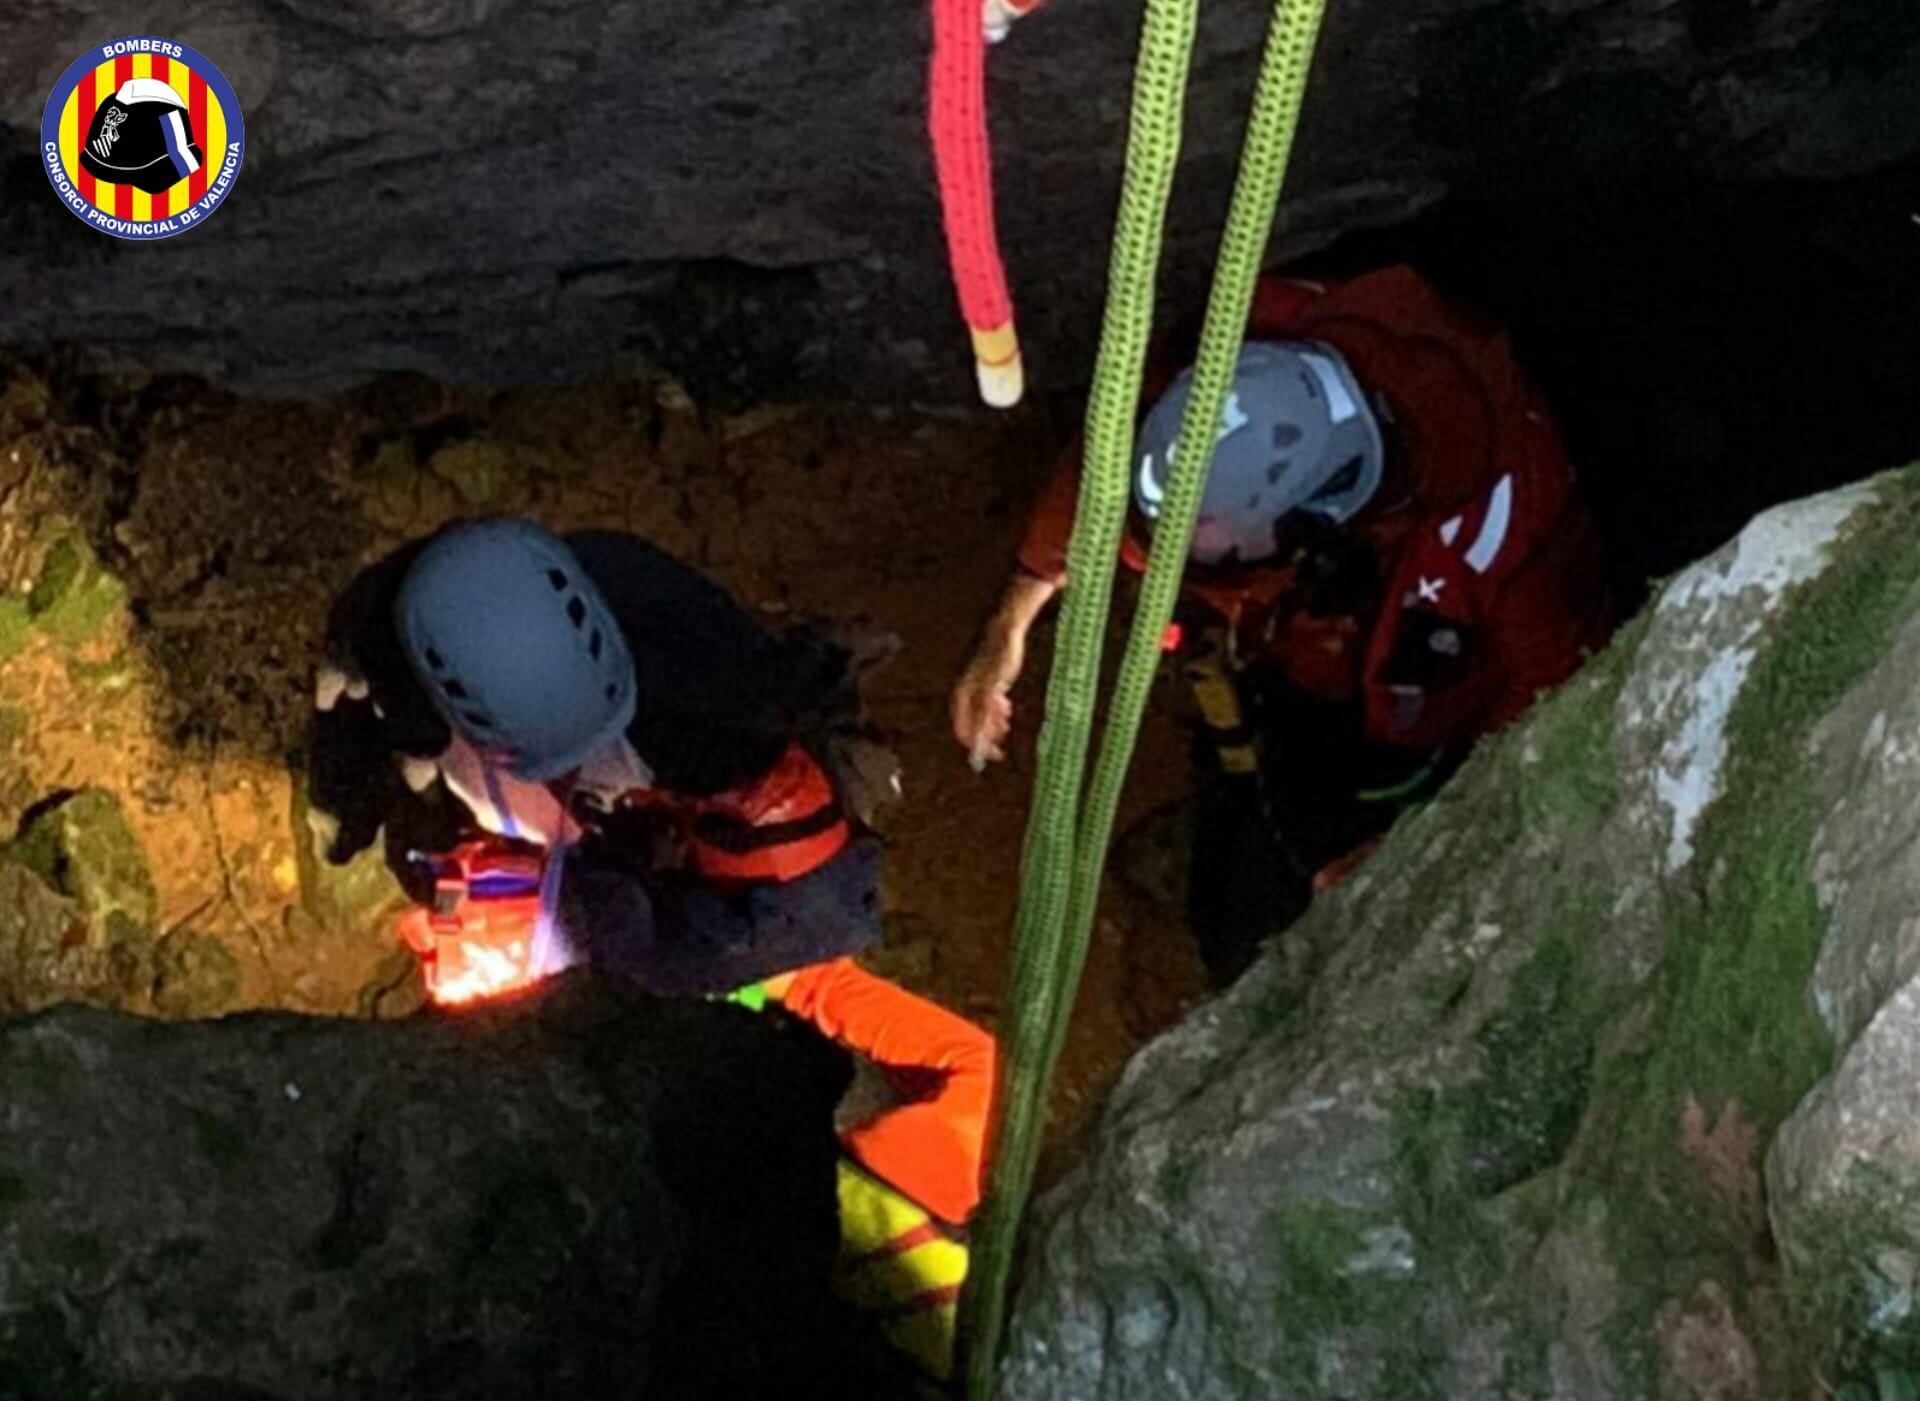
top-left (360, 455), bottom-right (463, 535)
top-left (151, 932), bottom-right (243, 1019)
top-left (25, 535), bottom-right (126, 649)
top-left (289, 777), bottom-right (407, 939)
top-left (9, 788), bottom-right (157, 934)
top-left (999, 471), bottom-right (1920, 1401)
top-left (426, 438), bottom-right (512, 507)
top-left (0, 859), bottom-right (150, 1014)
top-left (0, 595), bottom-right (32, 665)
top-left (0, 859), bottom-right (85, 1012)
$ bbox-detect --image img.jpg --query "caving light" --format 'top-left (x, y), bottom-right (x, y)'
top-left (396, 840), bottom-right (578, 1006)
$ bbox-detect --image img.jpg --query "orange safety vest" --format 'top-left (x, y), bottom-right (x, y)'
top-left (683, 741), bottom-right (851, 884)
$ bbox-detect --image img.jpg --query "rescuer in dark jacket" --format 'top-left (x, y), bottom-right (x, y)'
top-left (307, 517), bottom-right (889, 996)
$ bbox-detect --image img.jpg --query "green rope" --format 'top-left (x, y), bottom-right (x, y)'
top-left (957, 0), bottom-right (1330, 1392)
top-left (954, 0), bottom-right (1206, 1385)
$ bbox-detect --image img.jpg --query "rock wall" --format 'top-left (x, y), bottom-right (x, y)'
top-left (0, 976), bottom-right (890, 1400)
top-left (2, 0), bottom-right (1917, 403)
top-left (0, 374), bottom-right (414, 1019)
top-left (999, 465), bottom-right (1920, 1398)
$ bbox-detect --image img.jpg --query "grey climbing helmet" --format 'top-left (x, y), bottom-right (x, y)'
top-left (394, 518), bottom-right (637, 781)
top-left (1133, 340), bottom-right (1385, 566)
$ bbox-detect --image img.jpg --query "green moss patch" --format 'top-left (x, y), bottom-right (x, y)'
top-left (1459, 932), bottom-right (1598, 1195)
top-left (1266, 1200), bottom-right (1447, 1398)
top-left (289, 775), bottom-right (406, 939)
top-left (1520, 608), bottom-right (1649, 831)
top-left (8, 788), bottom-right (157, 934)
top-left (1273, 1203), bottom-right (1374, 1331)
top-left (26, 535), bottom-right (126, 649)
top-left (1569, 466), bottom-right (1920, 1381)
top-left (151, 933), bottom-right (242, 1019)
top-left (0, 595), bottom-right (31, 665)
top-left (1354, 471), bottom-right (1920, 1395)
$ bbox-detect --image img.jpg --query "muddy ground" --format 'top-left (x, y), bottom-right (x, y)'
top-left (0, 363), bottom-right (1206, 1126)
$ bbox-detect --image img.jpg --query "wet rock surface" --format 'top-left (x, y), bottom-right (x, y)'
top-left (1, 1), bottom-right (1916, 403)
top-left (0, 976), bottom-right (880, 1400)
top-left (1000, 468), bottom-right (1920, 1398)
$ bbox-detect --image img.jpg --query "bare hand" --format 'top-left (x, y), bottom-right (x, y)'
top-left (951, 626), bottom-right (1026, 769)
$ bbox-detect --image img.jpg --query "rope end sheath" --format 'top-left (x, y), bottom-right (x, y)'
top-left (932, 0), bottom-right (1026, 410)
top-left (972, 320), bottom-right (1025, 408)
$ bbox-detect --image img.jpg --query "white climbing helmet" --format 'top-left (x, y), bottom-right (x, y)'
top-left (1133, 340), bottom-right (1386, 566)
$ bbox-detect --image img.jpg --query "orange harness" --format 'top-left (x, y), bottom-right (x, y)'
top-left (681, 742), bottom-right (851, 885)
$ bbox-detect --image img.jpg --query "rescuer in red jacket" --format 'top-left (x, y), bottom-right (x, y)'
top-left (952, 266), bottom-right (1614, 982)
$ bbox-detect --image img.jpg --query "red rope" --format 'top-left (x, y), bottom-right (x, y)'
top-left (929, 0), bottom-right (1029, 404)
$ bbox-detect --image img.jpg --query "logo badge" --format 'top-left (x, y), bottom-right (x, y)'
top-left (40, 36), bottom-right (245, 240)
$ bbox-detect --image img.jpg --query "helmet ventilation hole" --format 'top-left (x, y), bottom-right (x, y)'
top-left (1312, 457), bottom-right (1364, 500)
top-left (424, 647), bottom-right (446, 672)
top-left (604, 683), bottom-right (618, 701)
top-left (566, 597), bottom-right (587, 628)
top-left (442, 679), bottom-right (470, 700)
top-left (547, 569), bottom-right (568, 591)
top-left (588, 629), bottom-right (603, 660)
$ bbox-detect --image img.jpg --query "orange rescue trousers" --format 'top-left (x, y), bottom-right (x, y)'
top-left (773, 958), bottom-right (997, 1379)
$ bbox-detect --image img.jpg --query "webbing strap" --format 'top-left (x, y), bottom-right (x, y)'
top-left (957, 0), bottom-right (1332, 1391)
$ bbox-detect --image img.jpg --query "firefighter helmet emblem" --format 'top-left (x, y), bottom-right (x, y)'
top-left (81, 77), bottom-right (203, 194)
top-left (40, 36), bottom-right (245, 240)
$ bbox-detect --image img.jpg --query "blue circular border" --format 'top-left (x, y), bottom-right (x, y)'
top-left (39, 35), bottom-right (246, 242)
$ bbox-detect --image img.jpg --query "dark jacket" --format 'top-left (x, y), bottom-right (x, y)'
top-left (308, 527), bottom-right (881, 995)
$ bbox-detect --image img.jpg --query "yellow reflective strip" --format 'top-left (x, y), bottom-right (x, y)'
top-left (895, 1237), bottom-right (970, 1291)
top-left (836, 1159), bottom-right (930, 1257)
top-left (837, 1237), bottom-right (970, 1311)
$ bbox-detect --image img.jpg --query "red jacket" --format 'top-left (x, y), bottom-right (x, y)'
top-left (1017, 265), bottom-right (1612, 753)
